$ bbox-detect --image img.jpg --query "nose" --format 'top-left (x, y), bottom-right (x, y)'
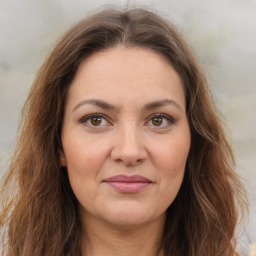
top-left (110, 123), bottom-right (147, 166)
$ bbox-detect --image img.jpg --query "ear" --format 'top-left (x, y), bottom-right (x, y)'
top-left (58, 149), bottom-right (67, 167)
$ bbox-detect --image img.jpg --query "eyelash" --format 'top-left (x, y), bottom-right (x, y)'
top-left (78, 113), bottom-right (111, 126)
top-left (146, 113), bottom-right (175, 127)
top-left (78, 113), bottom-right (175, 128)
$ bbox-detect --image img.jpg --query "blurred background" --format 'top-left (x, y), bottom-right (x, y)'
top-left (0, 0), bottom-right (255, 255)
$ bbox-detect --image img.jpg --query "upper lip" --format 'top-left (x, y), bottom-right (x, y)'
top-left (103, 175), bottom-right (152, 183)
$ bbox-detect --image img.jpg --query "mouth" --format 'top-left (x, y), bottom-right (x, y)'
top-left (103, 175), bottom-right (153, 193)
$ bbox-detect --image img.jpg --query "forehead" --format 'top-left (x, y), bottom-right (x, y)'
top-left (66, 46), bottom-right (185, 110)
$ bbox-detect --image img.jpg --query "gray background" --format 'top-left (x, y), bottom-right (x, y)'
top-left (0, 0), bottom-right (255, 255)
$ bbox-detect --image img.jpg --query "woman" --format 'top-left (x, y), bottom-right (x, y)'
top-left (0, 7), bottom-right (247, 256)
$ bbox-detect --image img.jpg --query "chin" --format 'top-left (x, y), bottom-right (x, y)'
top-left (107, 213), bottom-right (148, 227)
top-left (101, 202), bottom-right (163, 228)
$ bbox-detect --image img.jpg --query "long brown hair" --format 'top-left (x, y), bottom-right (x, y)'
top-left (0, 7), bottom-right (247, 256)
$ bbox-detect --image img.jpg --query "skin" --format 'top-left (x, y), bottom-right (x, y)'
top-left (61, 46), bottom-right (191, 256)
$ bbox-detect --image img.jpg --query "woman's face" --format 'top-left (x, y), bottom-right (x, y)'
top-left (61, 46), bottom-right (191, 227)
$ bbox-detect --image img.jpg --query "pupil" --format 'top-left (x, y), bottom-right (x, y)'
top-left (153, 117), bottom-right (162, 126)
top-left (91, 117), bottom-right (101, 126)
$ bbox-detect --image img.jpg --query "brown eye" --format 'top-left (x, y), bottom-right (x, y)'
top-left (90, 117), bottom-right (102, 126)
top-left (79, 114), bottom-right (109, 127)
top-left (146, 114), bottom-right (174, 128)
top-left (152, 117), bottom-right (163, 126)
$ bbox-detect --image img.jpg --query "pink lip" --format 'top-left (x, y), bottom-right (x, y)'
top-left (103, 175), bottom-right (152, 193)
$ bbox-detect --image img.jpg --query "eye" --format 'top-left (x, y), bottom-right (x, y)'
top-left (152, 116), bottom-right (164, 126)
top-left (79, 114), bottom-right (110, 127)
top-left (146, 114), bottom-right (174, 128)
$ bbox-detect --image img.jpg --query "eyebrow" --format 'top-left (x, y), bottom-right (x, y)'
top-left (72, 98), bottom-right (182, 112)
top-left (72, 99), bottom-right (116, 112)
top-left (143, 99), bottom-right (182, 111)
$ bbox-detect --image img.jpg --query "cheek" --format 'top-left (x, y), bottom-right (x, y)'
top-left (62, 134), bottom-right (113, 203)
top-left (63, 134), bottom-right (109, 174)
top-left (152, 135), bottom-right (190, 202)
top-left (63, 139), bottom-right (107, 206)
top-left (154, 137), bottom-right (190, 173)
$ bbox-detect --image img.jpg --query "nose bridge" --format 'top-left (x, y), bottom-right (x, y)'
top-left (111, 119), bottom-right (146, 165)
top-left (121, 120), bottom-right (139, 149)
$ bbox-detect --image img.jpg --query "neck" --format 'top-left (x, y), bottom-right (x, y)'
top-left (80, 212), bottom-right (165, 256)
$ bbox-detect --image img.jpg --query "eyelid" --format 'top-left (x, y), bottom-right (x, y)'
top-left (78, 112), bottom-right (175, 127)
top-left (78, 113), bottom-right (112, 126)
top-left (145, 113), bottom-right (175, 126)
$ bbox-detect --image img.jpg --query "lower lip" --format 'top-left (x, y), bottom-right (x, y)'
top-left (104, 181), bottom-right (151, 193)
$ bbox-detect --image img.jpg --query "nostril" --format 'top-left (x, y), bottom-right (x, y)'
top-left (125, 158), bottom-right (144, 166)
top-left (110, 131), bottom-right (147, 165)
top-left (114, 156), bottom-right (143, 166)
top-left (111, 148), bottom-right (147, 166)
